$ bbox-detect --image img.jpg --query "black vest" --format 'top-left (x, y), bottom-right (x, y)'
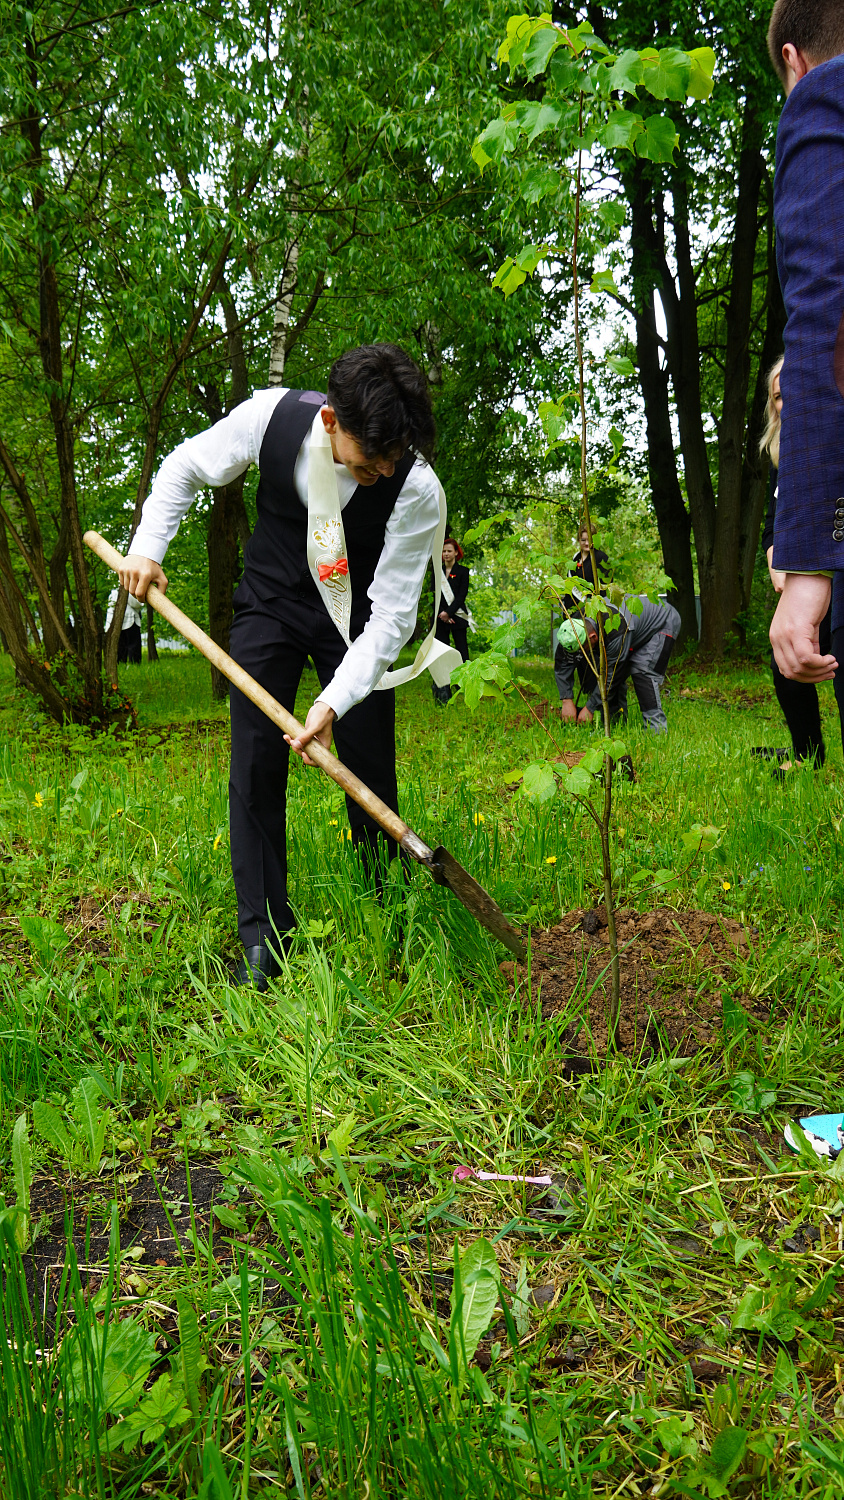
top-left (243, 389), bottom-right (414, 636)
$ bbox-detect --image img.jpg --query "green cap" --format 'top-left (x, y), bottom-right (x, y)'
top-left (557, 619), bottom-right (588, 652)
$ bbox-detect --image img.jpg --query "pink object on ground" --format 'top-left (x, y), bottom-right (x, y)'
top-left (452, 1165), bottom-right (553, 1185)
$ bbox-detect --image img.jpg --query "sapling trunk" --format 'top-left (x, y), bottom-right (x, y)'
top-left (572, 103), bottom-right (621, 1043)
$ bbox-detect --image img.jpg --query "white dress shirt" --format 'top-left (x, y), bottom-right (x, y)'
top-left (131, 387), bottom-right (441, 720)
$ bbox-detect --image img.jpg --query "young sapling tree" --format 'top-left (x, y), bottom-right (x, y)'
top-left (454, 14), bottom-right (714, 1041)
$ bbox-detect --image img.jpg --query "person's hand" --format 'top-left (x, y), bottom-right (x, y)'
top-left (560, 698), bottom-right (577, 722)
top-left (284, 701), bottom-right (336, 766)
top-left (770, 573), bottom-right (836, 681)
top-left (765, 546), bottom-right (786, 595)
top-left (577, 706), bottom-right (593, 726)
top-left (438, 610), bottom-right (450, 621)
top-left (119, 554), bottom-right (168, 602)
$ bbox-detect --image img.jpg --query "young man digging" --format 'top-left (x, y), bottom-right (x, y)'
top-left (118, 344), bottom-right (460, 990)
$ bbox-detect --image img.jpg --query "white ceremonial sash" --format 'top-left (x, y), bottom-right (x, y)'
top-left (439, 570), bottom-right (476, 632)
top-left (306, 415), bottom-right (462, 691)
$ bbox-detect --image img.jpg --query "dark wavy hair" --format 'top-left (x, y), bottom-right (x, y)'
top-left (327, 344), bottom-right (435, 461)
top-left (768, 0), bottom-right (844, 81)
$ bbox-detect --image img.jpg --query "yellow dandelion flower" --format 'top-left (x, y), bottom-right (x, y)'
top-left (33, 793), bottom-right (44, 808)
top-left (346, 829), bottom-right (352, 840)
top-left (328, 819), bottom-right (338, 826)
top-left (545, 856), bottom-right (557, 865)
top-left (213, 834), bottom-right (222, 850)
top-left (722, 881), bottom-right (731, 892)
top-left (473, 813), bottom-right (485, 825)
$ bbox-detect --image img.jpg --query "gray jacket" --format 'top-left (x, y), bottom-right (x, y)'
top-left (555, 595), bottom-right (676, 712)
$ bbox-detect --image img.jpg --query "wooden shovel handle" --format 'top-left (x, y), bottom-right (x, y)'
top-left (84, 531), bottom-right (430, 858)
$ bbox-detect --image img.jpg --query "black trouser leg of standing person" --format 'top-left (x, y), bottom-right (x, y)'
top-left (435, 617), bottom-right (469, 660)
top-left (228, 582), bottom-right (399, 950)
top-left (769, 603), bottom-right (832, 766)
top-left (433, 617), bottom-right (468, 701)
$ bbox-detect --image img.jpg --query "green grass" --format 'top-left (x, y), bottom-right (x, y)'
top-left (1, 647), bottom-right (844, 1497)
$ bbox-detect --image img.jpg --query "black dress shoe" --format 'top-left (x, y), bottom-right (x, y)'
top-left (229, 940), bottom-right (292, 991)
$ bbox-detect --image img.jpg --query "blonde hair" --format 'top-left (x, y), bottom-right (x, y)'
top-left (758, 356), bottom-right (784, 469)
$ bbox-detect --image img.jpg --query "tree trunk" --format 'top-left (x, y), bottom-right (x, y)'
top-left (203, 280), bottom-right (251, 699)
top-left (659, 172), bottom-right (720, 653)
top-left (738, 180), bottom-right (786, 612)
top-left (268, 238), bottom-right (300, 385)
top-left (629, 164), bottom-right (697, 642)
top-left (708, 106), bottom-right (765, 653)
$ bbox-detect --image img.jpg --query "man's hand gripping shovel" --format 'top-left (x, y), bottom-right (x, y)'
top-left (85, 532), bottom-right (527, 961)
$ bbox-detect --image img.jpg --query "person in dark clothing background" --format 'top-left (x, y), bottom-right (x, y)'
top-left (760, 355), bottom-right (844, 765)
top-left (571, 526), bottom-right (610, 589)
top-left (435, 536), bottom-right (470, 660)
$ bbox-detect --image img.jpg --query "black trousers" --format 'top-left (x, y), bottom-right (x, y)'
top-left (435, 617), bottom-right (469, 662)
top-left (228, 582), bottom-right (399, 947)
top-left (117, 623), bottom-right (142, 664)
top-left (770, 612), bottom-right (844, 764)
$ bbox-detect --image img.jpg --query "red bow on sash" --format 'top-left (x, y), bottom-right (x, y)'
top-left (317, 557), bottom-right (349, 582)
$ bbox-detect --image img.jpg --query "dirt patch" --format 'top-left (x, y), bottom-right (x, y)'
top-left (21, 1160), bottom-right (249, 1332)
top-left (501, 906), bottom-right (758, 1060)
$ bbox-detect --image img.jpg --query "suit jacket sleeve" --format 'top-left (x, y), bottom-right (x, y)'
top-left (774, 57), bottom-right (844, 572)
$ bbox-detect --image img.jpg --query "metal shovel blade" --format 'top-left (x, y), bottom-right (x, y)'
top-left (428, 845), bottom-right (527, 960)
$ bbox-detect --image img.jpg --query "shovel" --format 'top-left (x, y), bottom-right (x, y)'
top-left (85, 532), bottom-right (527, 960)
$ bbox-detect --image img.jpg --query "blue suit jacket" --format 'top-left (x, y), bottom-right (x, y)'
top-left (774, 54), bottom-right (844, 589)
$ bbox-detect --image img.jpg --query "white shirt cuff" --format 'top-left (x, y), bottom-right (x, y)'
top-left (315, 684), bottom-right (356, 721)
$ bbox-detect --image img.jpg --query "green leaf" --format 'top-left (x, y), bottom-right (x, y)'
top-left (72, 1076), bottom-right (105, 1168)
top-left (521, 165), bottom-right (562, 204)
top-left (497, 13), bottom-right (536, 69)
top-left (580, 749), bottom-right (604, 774)
top-left (597, 200), bottom-right (626, 229)
top-left (451, 1237), bottom-right (500, 1372)
top-left (177, 1294), bottom-right (204, 1419)
top-left (707, 1426), bottom-right (747, 1484)
top-left (492, 258), bottom-right (526, 298)
top-left (734, 1235), bottom-right (762, 1265)
top-left (561, 764), bottom-right (595, 798)
top-left (688, 46), bottom-right (716, 100)
top-left (565, 21), bottom-right (607, 56)
top-left (680, 822), bottom-right (722, 854)
top-left (20, 913), bottom-right (70, 967)
top-left (502, 769), bottom-right (524, 785)
top-left (549, 50), bottom-right (584, 94)
top-left (608, 49), bottom-right (643, 94)
top-left (640, 46), bottom-right (691, 102)
top-left (635, 114), bottom-right (679, 163)
top-left (326, 1112), bottom-right (357, 1157)
top-left (32, 1100), bottom-right (72, 1161)
top-left (514, 243), bottom-right (548, 273)
top-left (522, 762), bottom-right (557, 803)
top-left (513, 100), bottom-right (562, 143)
top-left (12, 1114), bottom-right (31, 1251)
top-left (68, 1317), bottom-right (156, 1414)
top-left (601, 108), bottom-right (643, 152)
top-left (606, 354), bottom-right (634, 376)
top-left (451, 653), bottom-right (515, 712)
top-left (473, 118), bottom-right (520, 168)
top-left (589, 269), bottom-right (619, 296)
top-left (523, 22), bottom-right (563, 80)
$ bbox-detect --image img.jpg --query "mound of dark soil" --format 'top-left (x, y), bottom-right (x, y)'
top-left (501, 906), bottom-right (757, 1061)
